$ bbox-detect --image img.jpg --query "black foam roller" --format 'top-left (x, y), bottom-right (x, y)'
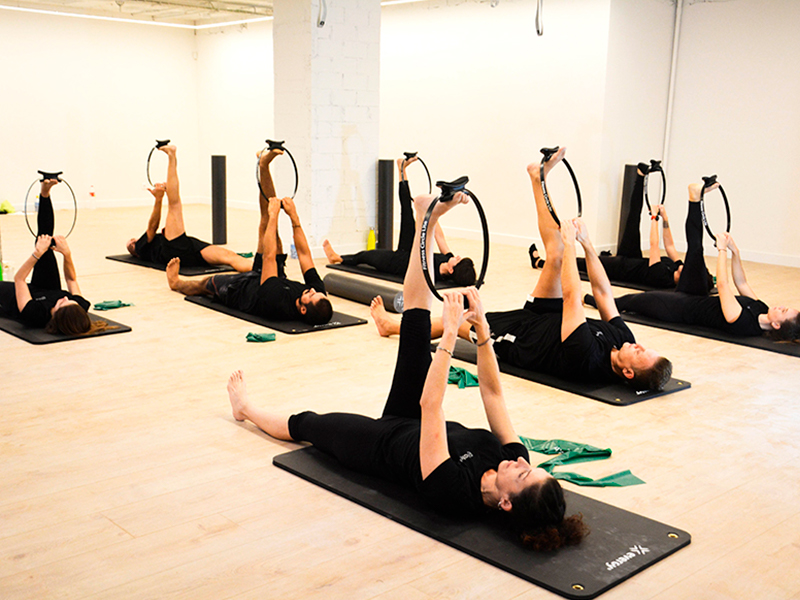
top-left (323, 273), bottom-right (404, 313)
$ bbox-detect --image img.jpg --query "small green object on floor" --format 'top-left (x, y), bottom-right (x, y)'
top-left (237, 252), bottom-right (254, 258)
top-left (0, 200), bottom-right (16, 214)
top-left (93, 300), bottom-right (133, 311)
top-left (448, 365), bottom-right (479, 388)
top-left (246, 332), bottom-right (276, 343)
top-left (519, 436), bottom-right (645, 487)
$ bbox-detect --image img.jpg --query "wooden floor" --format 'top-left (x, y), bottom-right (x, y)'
top-left (2, 204), bottom-right (799, 600)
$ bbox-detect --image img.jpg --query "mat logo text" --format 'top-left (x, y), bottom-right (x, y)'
top-left (605, 544), bottom-right (650, 571)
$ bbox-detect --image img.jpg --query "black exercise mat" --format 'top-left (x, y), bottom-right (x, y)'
top-left (578, 271), bottom-right (661, 293)
top-left (326, 263), bottom-right (459, 288)
top-left (106, 254), bottom-right (235, 276)
top-left (274, 447), bottom-right (690, 599)
top-left (184, 295), bottom-right (366, 334)
top-left (0, 312), bottom-right (131, 345)
top-left (620, 312), bottom-right (800, 358)
top-left (439, 339), bottom-right (690, 406)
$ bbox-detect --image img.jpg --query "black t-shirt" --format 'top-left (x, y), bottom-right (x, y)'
top-left (374, 417), bottom-right (529, 518)
top-left (18, 288), bottom-right (90, 328)
top-left (253, 268), bottom-right (327, 320)
top-left (487, 300), bottom-right (635, 383)
top-left (599, 255), bottom-right (679, 289)
top-left (686, 295), bottom-right (768, 336)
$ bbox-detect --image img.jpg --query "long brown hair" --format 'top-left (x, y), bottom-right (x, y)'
top-left (45, 304), bottom-right (112, 336)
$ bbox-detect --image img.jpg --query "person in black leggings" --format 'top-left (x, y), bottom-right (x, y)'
top-left (226, 192), bottom-right (586, 551)
top-left (600, 182), bottom-right (800, 340)
top-left (322, 155), bottom-right (476, 286)
top-left (0, 179), bottom-right (101, 335)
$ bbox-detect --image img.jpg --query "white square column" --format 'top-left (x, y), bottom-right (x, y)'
top-left (273, 0), bottom-right (381, 252)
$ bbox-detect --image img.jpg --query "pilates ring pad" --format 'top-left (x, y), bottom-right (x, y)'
top-left (643, 159), bottom-right (666, 218)
top-left (257, 139), bottom-right (299, 200)
top-left (146, 139), bottom-right (170, 187)
top-left (699, 174), bottom-right (731, 242)
top-left (419, 176), bottom-right (489, 302)
top-left (403, 151), bottom-right (432, 194)
top-left (539, 146), bottom-right (582, 228)
top-left (24, 171), bottom-right (77, 238)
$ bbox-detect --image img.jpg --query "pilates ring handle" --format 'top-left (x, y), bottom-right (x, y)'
top-left (643, 159), bottom-right (667, 220)
top-left (24, 170), bottom-right (78, 238)
top-left (539, 146), bottom-right (582, 228)
top-left (256, 139), bottom-right (299, 200)
top-left (402, 151), bottom-right (432, 194)
top-left (146, 139), bottom-right (171, 187)
top-left (699, 174), bottom-right (731, 242)
top-left (419, 176), bottom-right (490, 302)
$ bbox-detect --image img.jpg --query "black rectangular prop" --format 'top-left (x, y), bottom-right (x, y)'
top-left (184, 295), bottom-right (366, 334)
top-left (0, 312), bottom-right (131, 345)
top-left (620, 312), bottom-right (800, 358)
top-left (441, 339), bottom-right (690, 406)
top-left (326, 263), bottom-right (459, 288)
top-left (579, 271), bottom-right (662, 293)
top-left (106, 254), bottom-right (235, 276)
top-left (274, 447), bottom-right (690, 599)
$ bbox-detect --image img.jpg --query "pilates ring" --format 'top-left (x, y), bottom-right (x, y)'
top-left (419, 176), bottom-right (489, 302)
top-left (699, 174), bottom-right (731, 242)
top-left (643, 159), bottom-right (666, 219)
top-left (539, 146), bottom-right (582, 228)
top-left (23, 170), bottom-right (77, 238)
top-left (402, 151), bottom-right (432, 194)
top-left (146, 139), bottom-right (171, 186)
top-left (256, 139), bottom-right (299, 200)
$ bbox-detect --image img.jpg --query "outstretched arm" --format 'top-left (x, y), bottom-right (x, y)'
top-left (15, 235), bottom-right (52, 311)
top-left (647, 204), bottom-right (662, 266)
top-left (574, 218), bottom-right (620, 323)
top-left (144, 184), bottom-right (165, 242)
top-left (434, 223), bottom-right (451, 255)
top-left (726, 234), bottom-right (757, 299)
top-left (659, 205), bottom-right (680, 262)
top-left (280, 197), bottom-right (316, 275)
top-left (715, 233), bottom-right (744, 323)
top-left (52, 236), bottom-right (81, 296)
top-left (259, 197), bottom-right (282, 284)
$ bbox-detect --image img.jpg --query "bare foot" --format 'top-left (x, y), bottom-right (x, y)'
top-left (160, 144), bottom-right (177, 157)
top-left (40, 179), bottom-right (59, 196)
top-left (227, 370), bottom-right (249, 421)
top-left (689, 181), bottom-right (717, 203)
top-left (322, 239), bottom-right (342, 264)
top-left (370, 296), bottom-right (397, 337)
top-left (527, 146), bottom-right (566, 181)
top-left (166, 257), bottom-right (181, 290)
top-left (413, 191), bottom-right (468, 222)
top-left (259, 148), bottom-right (283, 167)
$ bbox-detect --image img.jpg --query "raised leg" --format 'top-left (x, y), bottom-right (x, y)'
top-left (199, 246), bottom-right (253, 272)
top-left (256, 150), bottom-right (283, 256)
top-left (161, 145), bottom-right (187, 241)
top-left (30, 181), bottom-right (61, 290)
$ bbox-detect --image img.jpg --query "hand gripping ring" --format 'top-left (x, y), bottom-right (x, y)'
top-left (256, 139), bottom-right (299, 200)
top-left (644, 159), bottom-right (667, 219)
top-left (699, 174), bottom-right (731, 242)
top-left (420, 176), bottom-right (490, 302)
top-left (146, 139), bottom-right (171, 186)
top-left (24, 171), bottom-right (77, 238)
top-left (403, 151), bottom-right (432, 194)
top-left (539, 147), bottom-right (582, 227)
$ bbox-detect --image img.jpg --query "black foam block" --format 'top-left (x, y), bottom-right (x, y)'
top-left (0, 312), bottom-right (131, 345)
top-left (274, 447), bottom-right (690, 599)
top-left (579, 271), bottom-right (662, 292)
top-left (106, 254), bottom-right (234, 276)
top-left (620, 312), bottom-right (800, 358)
top-left (442, 339), bottom-right (690, 406)
top-left (323, 272), bottom-right (404, 313)
top-left (326, 262), bottom-right (459, 288)
top-left (184, 295), bottom-right (366, 334)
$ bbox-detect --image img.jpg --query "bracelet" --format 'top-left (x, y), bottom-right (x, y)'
top-left (292, 224), bottom-right (302, 229)
top-left (476, 336), bottom-right (492, 347)
top-left (32, 252), bottom-right (40, 261)
top-left (437, 346), bottom-right (453, 357)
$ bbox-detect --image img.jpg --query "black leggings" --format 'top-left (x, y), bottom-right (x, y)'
top-left (287, 308), bottom-right (431, 471)
top-left (31, 195), bottom-right (61, 291)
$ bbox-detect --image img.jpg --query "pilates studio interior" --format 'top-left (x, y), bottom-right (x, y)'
top-left (2, 0), bottom-right (799, 598)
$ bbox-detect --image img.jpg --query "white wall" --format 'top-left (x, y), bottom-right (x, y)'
top-left (0, 10), bottom-right (202, 211)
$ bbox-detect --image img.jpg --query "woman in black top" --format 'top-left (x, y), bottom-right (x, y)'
top-left (227, 193), bottom-right (586, 550)
top-left (611, 183), bottom-right (799, 340)
top-left (0, 179), bottom-right (101, 335)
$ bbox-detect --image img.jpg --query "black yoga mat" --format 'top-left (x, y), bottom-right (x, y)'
top-left (274, 447), bottom-right (690, 600)
top-left (620, 312), bottom-right (800, 358)
top-left (440, 339), bottom-right (690, 406)
top-left (578, 271), bottom-right (662, 293)
top-left (326, 262), bottom-right (459, 288)
top-left (184, 295), bottom-right (366, 334)
top-left (0, 312), bottom-right (131, 345)
top-left (106, 254), bottom-right (235, 276)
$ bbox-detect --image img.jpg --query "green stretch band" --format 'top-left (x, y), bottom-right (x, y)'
top-left (246, 332), bottom-right (276, 343)
top-left (237, 252), bottom-right (254, 258)
top-left (519, 437), bottom-right (644, 488)
top-left (447, 365), bottom-right (479, 388)
top-left (93, 300), bottom-right (132, 311)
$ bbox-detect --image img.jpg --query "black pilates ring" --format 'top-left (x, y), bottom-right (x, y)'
top-left (699, 174), bottom-right (731, 242)
top-left (256, 139), bottom-right (299, 201)
top-left (146, 139), bottom-right (171, 187)
top-left (403, 151), bottom-right (432, 194)
top-left (24, 170), bottom-right (78, 239)
top-left (419, 176), bottom-right (489, 302)
top-left (643, 159), bottom-right (667, 219)
top-left (539, 147), bottom-right (582, 228)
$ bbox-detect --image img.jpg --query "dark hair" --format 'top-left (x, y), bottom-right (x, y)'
top-left (629, 356), bottom-right (672, 392)
top-left (509, 478), bottom-right (589, 552)
top-left (764, 313), bottom-right (800, 343)
top-left (450, 257), bottom-right (476, 287)
top-left (303, 296), bottom-right (333, 325)
top-left (44, 303), bottom-right (92, 335)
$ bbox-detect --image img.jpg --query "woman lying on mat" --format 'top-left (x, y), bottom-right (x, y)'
top-left (227, 192), bottom-right (587, 551)
top-left (589, 183), bottom-right (799, 341)
top-left (0, 179), bottom-right (107, 335)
